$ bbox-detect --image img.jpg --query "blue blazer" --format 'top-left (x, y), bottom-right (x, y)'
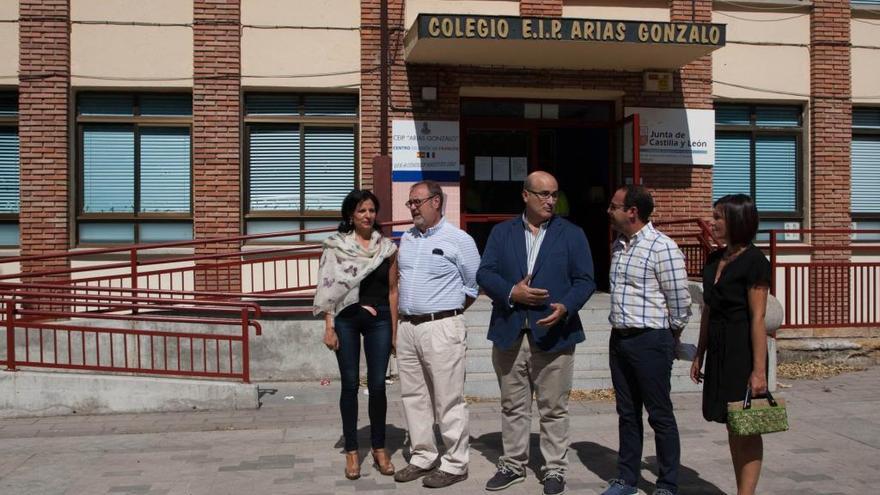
top-left (477, 216), bottom-right (596, 353)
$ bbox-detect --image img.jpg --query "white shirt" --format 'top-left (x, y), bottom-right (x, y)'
top-left (398, 218), bottom-right (481, 315)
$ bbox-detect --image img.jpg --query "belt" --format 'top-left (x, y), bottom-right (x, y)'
top-left (613, 327), bottom-right (657, 337)
top-left (400, 309), bottom-right (462, 325)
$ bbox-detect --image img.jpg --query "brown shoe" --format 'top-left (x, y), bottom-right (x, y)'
top-left (344, 450), bottom-right (360, 480)
top-left (393, 460), bottom-right (438, 482)
top-left (423, 469), bottom-right (468, 488)
top-left (372, 448), bottom-right (395, 476)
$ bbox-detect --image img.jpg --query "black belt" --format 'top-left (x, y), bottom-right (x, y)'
top-left (400, 309), bottom-right (462, 325)
top-left (613, 327), bottom-right (658, 337)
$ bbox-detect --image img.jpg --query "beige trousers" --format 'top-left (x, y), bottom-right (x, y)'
top-left (397, 315), bottom-right (469, 475)
top-left (492, 332), bottom-right (574, 476)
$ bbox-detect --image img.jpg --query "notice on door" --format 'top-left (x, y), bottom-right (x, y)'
top-left (624, 107), bottom-right (714, 165)
top-left (510, 157), bottom-right (528, 181)
top-left (492, 157), bottom-right (510, 181)
top-left (474, 156), bottom-right (492, 181)
top-left (392, 120), bottom-right (460, 181)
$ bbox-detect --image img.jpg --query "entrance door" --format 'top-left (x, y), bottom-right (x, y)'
top-left (614, 113), bottom-right (642, 188)
top-left (461, 128), bottom-right (533, 251)
top-left (460, 99), bottom-right (618, 290)
top-left (538, 126), bottom-right (611, 290)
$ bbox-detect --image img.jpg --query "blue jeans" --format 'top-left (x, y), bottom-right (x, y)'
top-left (334, 304), bottom-right (393, 452)
top-left (609, 328), bottom-right (680, 493)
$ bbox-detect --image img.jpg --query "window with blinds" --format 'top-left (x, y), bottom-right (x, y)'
top-left (713, 104), bottom-right (801, 210)
top-left (0, 92), bottom-right (18, 246)
top-left (714, 103), bottom-right (802, 241)
top-left (852, 108), bottom-right (880, 218)
top-left (244, 93), bottom-right (358, 241)
top-left (76, 93), bottom-right (192, 245)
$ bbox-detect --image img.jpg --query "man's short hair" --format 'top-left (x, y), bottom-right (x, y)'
top-left (714, 194), bottom-right (759, 245)
top-left (411, 180), bottom-right (444, 208)
top-left (620, 185), bottom-right (654, 223)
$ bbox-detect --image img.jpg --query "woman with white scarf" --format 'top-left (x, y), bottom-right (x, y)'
top-left (313, 189), bottom-right (398, 481)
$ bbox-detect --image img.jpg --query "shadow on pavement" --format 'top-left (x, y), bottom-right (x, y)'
top-left (571, 441), bottom-right (725, 494)
top-left (333, 423), bottom-right (409, 461)
top-left (472, 431), bottom-right (547, 479)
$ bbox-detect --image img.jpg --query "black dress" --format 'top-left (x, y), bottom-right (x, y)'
top-left (701, 244), bottom-right (772, 423)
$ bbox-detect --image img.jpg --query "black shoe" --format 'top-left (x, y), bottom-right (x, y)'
top-left (394, 460), bottom-right (438, 483)
top-left (485, 464), bottom-right (525, 491)
top-left (423, 469), bottom-right (468, 488)
top-left (542, 472), bottom-right (566, 495)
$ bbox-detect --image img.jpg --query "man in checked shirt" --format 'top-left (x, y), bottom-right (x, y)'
top-left (601, 185), bottom-right (692, 495)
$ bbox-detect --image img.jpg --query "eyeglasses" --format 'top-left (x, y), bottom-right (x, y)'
top-left (405, 194), bottom-right (438, 209)
top-left (608, 202), bottom-right (629, 211)
top-left (526, 189), bottom-right (559, 201)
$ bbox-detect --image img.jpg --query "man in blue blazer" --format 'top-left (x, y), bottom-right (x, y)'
top-left (477, 171), bottom-right (596, 495)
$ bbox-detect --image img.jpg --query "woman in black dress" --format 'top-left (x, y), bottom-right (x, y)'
top-left (691, 194), bottom-right (770, 495)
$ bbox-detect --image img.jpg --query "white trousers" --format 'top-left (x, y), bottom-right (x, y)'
top-left (397, 315), bottom-right (469, 475)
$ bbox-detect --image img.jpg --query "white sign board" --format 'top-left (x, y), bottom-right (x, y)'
top-left (392, 120), bottom-right (460, 180)
top-left (624, 107), bottom-right (715, 165)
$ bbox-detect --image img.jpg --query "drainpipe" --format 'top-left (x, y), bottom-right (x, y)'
top-left (373, 0), bottom-right (393, 232)
top-left (380, 0), bottom-right (389, 157)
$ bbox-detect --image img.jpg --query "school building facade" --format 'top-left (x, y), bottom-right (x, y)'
top-left (0, 0), bottom-right (878, 302)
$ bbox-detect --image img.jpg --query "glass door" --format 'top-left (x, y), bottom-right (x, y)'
top-left (462, 128), bottom-right (533, 251)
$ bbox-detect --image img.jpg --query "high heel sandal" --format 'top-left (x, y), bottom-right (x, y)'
top-left (372, 448), bottom-right (395, 476)
top-left (344, 450), bottom-right (361, 480)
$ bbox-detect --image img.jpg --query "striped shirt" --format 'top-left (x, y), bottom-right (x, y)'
top-left (609, 222), bottom-right (692, 331)
top-left (506, 214), bottom-right (550, 308)
top-left (398, 218), bottom-right (481, 315)
top-left (523, 214), bottom-right (549, 276)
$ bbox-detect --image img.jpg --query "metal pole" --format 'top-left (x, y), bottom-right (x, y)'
top-left (130, 248), bottom-right (139, 314)
top-left (6, 297), bottom-right (15, 371)
top-left (632, 114), bottom-right (641, 184)
top-left (241, 307), bottom-right (250, 383)
top-left (769, 230), bottom-right (777, 296)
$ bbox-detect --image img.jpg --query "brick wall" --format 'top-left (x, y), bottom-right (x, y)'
top-left (361, 0), bottom-right (714, 224)
top-left (18, 0), bottom-right (71, 280)
top-left (193, 0), bottom-right (242, 292)
top-left (810, 0), bottom-right (851, 245)
top-left (809, 0), bottom-right (851, 323)
top-left (657, 0), bottom-right (714, 226)
top-left (520, 0), bottom-right (562, 17)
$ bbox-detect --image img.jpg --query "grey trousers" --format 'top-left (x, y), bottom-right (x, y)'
top-left (492, 332), bottom-right (574, 477)
top-left (397, 315), bottom-right (470, 475)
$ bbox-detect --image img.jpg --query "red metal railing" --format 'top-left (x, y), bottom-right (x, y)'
top-left (654, 218), bottom-right (722, 278)
top-left (0, 221), bottom-right (413, 304)
top-left (0, 285), bottom-right (263, 382)
top-left (769, 228), bottom-right (880, 330)
top-left (0, 221), bottom-right (413, 381)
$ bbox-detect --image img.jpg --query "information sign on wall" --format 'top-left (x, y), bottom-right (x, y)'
top-left (392, 120), bottom-right (460, 181)
top-left (625, 107), bottom-right (715, 165)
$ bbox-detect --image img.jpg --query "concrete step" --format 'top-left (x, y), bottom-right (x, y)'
top-left (462, 294), bottom-right (707, 396)
top-left (465, 347), bottom-right (699, 374)
top-left (464, 368), bottom-right (702, 397)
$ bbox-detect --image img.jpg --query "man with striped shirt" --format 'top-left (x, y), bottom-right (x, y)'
top-left (602, 185), bottom-right (691, 495)
top-left (393, 180), bottom-right (480, 489)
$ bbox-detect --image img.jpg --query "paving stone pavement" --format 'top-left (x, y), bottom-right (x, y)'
top-left (0, 367), bottom-right (877, 494)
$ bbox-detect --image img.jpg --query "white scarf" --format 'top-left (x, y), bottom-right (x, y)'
top-left (312, 230), bottom-right (397, 316)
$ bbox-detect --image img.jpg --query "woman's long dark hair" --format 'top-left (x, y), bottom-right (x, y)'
top-left (338, 189), bottom-right (382, 233)
top-left (714, 194), bottom-right (759, 246)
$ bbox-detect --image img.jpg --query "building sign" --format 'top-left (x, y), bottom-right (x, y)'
top-left (625, 107), bottom-right (715, 165)
top-left (418, 15), bottom-right (725, 46)
top-left (392, 120), bottom-right (460, 181)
